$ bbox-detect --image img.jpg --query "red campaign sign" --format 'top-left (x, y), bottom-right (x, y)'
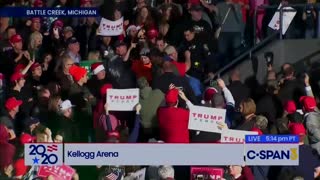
top-left (190, 167), bottom-right (224, 180)
top-left (37, 165), bottom-right (75, 180)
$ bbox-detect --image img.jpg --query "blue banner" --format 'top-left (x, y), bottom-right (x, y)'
top-left (0, 7), bottom-right (99, 17)
top-left (245, 135), bottom-right (299, 143)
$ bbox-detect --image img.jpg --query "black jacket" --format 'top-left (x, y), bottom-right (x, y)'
top-left (105, 56), bottom-right (136, 89)
top-left (228, 80), bottom-right (250, 108)
top-left (152, 72), bottom-right (198, 105)
top-left (278, 79), bottom-right (306, 108)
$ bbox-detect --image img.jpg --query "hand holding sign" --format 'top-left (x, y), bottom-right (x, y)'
top-left (97, 17), bottom-right (124, 36)
top-left (106, 88), bottom-right (139, 111)
top-left (188, 105), bottom-right (226, 133)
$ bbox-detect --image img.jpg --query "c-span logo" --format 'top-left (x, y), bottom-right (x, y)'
top-left (247, 148), bottom-right (298, 160)
top-left (245, 144), bottom-right (299, 165)
top-left (25, 144), bottom-right (63, 166)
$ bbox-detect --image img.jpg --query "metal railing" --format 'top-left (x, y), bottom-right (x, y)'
top-left (215, 3), bottom-right (320, 78)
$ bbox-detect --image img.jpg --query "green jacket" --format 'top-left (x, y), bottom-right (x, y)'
top-left (139, 87), bottom-right (165, 129)
top-left (56, 114), bottom-right (81, 143)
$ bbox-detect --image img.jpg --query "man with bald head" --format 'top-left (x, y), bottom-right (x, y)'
top-left (228, 68), bottom-right (250, 108)
top-left (152, 61), bottom-right (198, 106)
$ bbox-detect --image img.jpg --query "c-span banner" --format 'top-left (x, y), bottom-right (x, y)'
top-left (221, 129), bottom-right (258, 143)
top-left (188, 106), bottom-right (226, 133)
top-left (106, 88), bottom-right (139, 111)
top-left (190, 167), bottom-right (224, 180)
top-left (97, 17), bottom-right (124, 36)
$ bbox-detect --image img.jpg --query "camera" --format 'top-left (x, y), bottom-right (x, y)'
top-left (264, 51), bottom-right (274, 67)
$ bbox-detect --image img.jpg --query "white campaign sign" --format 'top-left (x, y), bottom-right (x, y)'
top-left (97, 17), bottom-right (124, 36)
top-left (221, 129), bottom-right (258, 143)
top-left (268, 4), bottom-right (296, 35)
top-left (106, 88), bottom-right (139, 111)
top-left (188, 106), bottom-right (226, 133)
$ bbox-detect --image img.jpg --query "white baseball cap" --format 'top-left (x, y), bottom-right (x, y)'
top-left (59, 100), bottom-right (75, 111)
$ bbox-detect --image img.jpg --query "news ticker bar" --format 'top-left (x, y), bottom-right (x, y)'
top-left (245, 135), bottom-right (299, 143)
top-left (0, 7), bottom-right (99, 17)
top-left (25, 143), bottom-right (299, 166)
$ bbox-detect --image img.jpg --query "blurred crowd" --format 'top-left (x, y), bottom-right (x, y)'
top-left (0, 0), bottom-right (319, 179)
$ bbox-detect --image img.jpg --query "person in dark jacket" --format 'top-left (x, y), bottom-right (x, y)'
top-left (152, 61), bottom-right (197, 106)
top-left (7, 71), bottom-right (34, 122)
top-left (55, 99), bottom-right (80, 143)
top-left (87, 62), bottom-right (114, 99)
top-left (105, 54), bottom-right (136, 89)
top-left (228, 69), bottom-right (250, 109)
top-left (0, 34), bottom-right (30, 84)
top-left (278, 64), bottom-right (306, 107)
top-left (237, 98), bottom-right (257, 131)
top-left (55, 55), bottom-right (74, 99)
top-left (68, 65), bottom-right (96, 142)
top-left (75, 17), bottom-right (99, 59)
top-left (256, 80), bottom-right (283, 128)
top-left (0, 97), bottom-right (22, 138)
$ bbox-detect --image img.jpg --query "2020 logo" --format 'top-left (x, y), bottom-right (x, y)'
top-left (27, 144), bottom-right (61, 165)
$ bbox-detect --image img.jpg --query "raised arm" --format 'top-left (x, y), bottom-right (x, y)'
top-left (104, 103), bottom-right (113, 132)
top-left (128, 104), bottom-right (141, 143)
top-left (217, 79), bottom-right (235, 106)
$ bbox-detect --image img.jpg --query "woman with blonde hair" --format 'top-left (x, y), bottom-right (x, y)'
top-left (28, 31), bottom-right (43, 60)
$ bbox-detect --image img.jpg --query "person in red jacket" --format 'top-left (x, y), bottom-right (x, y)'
top-left (157, 88), bottom-right (190, 143)
top-left (131, 48), bottom-right (153, 83)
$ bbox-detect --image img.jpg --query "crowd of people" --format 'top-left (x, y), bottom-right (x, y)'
top-left (0, 0), bottom-right (319, 179)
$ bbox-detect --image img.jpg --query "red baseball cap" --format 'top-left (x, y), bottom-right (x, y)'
top-left (5, 97), bottom-right (23, 111)
top-left (14, 64), bottom-right (26, 73)
top-left (147, 29), bottom-right (159, 39)
top-left (289, 123), bottom-right (306, 135)
top-left (10, 72), bottom-right (25, 82)
top-left (100, 84), bottom-right (113, 97)
top-left (165, 89), bottom-right (179, 105)
top-left (19, 133), bottom-right (36, 145)
top-left (53, 19), bottom-right (64, 29)
top-left (300, 96), bottom-right (316, 112)
top-left (30, 62), bottom-right (41, 71)
top-left (81, 0), bottom-right (92, 5)
top-left (33, 0), bottom-right (43, 7)
top-left (251, 127), bottom-right (263, 135)
top-left (14, 159), bottom-right (28, 177)
top-left (69, 65), bottom-right (87, 82)
top-left (284, 100), bottom-right (296, 114)
top-left (9, 34), bottom-right (22, 44)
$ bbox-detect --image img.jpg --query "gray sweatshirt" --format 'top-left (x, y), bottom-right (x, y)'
top-left (217, 2), bottom-right (244, 33)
